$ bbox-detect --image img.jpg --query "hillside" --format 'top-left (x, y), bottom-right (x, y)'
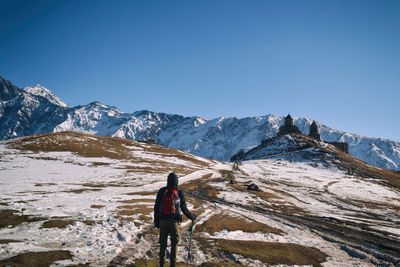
top-left (0, 132), bottom-right (216, 266)
top-left (1, 132), bottom-right (400, 266)
top-left (234, 133), bottom-right (400, 189)
top-left (1, 76), bottom-right (400, 171)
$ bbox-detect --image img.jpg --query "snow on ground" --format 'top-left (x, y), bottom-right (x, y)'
top-left (186, 158), bottom-right (400, 266)
top-left (0, 140), bottom-right (218, 266)
top-left (237, 159), bottom-right (400, 223)
top-left (200, 205), bottom-right (374, 267)
top-left (1, 136), bottom-right (400, 266)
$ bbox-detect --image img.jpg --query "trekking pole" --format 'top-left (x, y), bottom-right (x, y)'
top-left (186, 220), bottom-right (195, 267)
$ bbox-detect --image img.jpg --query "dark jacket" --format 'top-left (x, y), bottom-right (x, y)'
top-left (154, 173), bottom-right (195, 224)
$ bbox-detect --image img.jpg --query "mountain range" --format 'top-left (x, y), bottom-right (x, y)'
top-left (1, 76), bottom-right (399, 171)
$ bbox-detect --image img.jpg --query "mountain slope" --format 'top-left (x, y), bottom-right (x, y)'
top-left (234, 133), bottom-right (400, 189)
top-left (0, 91), bottom-right (69, 139)
top-left (24, 84), bottom-right (68, 107)
top-left (1, 76), bottom-right (400, 171)
top-left (0, 77), bottom-right (21, 101)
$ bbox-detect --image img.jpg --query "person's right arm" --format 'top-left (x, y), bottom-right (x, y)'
top-left (154, 188), bottom-right (163, 227)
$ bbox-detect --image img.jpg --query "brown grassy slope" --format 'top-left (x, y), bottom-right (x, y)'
top-left (0, 251), bottom-right (73, 267)
top-left (216, 239), bottom-right (327, 267)
top-left (8, 131), bottom-right (133, 158)
top-left (328, 146), bottom-right (400, 188)
top-left (196, 211), bottom-right (283, 235)
top-left (0, 209), bottom-right (44, 229)
top-left (5, 131), bottom-right (211, 179)
top-left (6, 131), bottom-right (209, 166)
top-left (313, 135), bottom-right (400, 189)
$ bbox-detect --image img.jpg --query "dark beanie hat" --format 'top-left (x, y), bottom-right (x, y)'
top-left (167, 172), bottom-right (178, 187)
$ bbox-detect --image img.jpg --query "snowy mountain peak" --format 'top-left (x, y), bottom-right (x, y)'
top-left (24, 84), bottom-right (68, 107)
top-left (194, 116), bottom-right (207, 126)
top-left (85, 101), bottom-right (123, 114)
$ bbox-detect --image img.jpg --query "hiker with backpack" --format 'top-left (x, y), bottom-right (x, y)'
top-left (154, 172), bottom-right (196, 267)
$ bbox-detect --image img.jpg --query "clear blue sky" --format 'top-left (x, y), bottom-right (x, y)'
top-left (0, 0), bottom-right (399, 141)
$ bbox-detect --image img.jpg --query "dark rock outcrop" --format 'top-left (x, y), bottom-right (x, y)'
top-left (247, 183), bottom-right (260, 191)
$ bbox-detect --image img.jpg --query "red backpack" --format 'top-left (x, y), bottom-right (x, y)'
top-left (160, 188), bottom-right (180, 217)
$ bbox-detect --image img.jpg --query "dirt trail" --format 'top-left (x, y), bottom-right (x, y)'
top-left (108, 212), bottom-right (211, 267)
top-left (108, 166), bottom-right (400, 266)
top-left (107, 171), bottom-right (215, 267)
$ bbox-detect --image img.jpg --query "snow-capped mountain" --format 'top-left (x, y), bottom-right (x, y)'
top-left (24, 84), bottom-right (68, 107)
top-left (1, 76), bottom-right (400, 171)
top-left (0, 78), bottom-right (69, 139)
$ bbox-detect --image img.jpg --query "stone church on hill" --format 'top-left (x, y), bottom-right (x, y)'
top-left (308, 120), bottom-right (321, 141)
top-left (278, 114), bottom-right (348, 153)
top-left (277, 114), bottom-right (302, 136)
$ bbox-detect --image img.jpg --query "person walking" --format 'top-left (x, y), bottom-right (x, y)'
top-left (154, 172), bottom-right (196, 267)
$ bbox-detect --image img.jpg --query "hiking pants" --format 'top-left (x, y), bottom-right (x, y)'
top-left (159, 219), bottom-right (180, 267)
